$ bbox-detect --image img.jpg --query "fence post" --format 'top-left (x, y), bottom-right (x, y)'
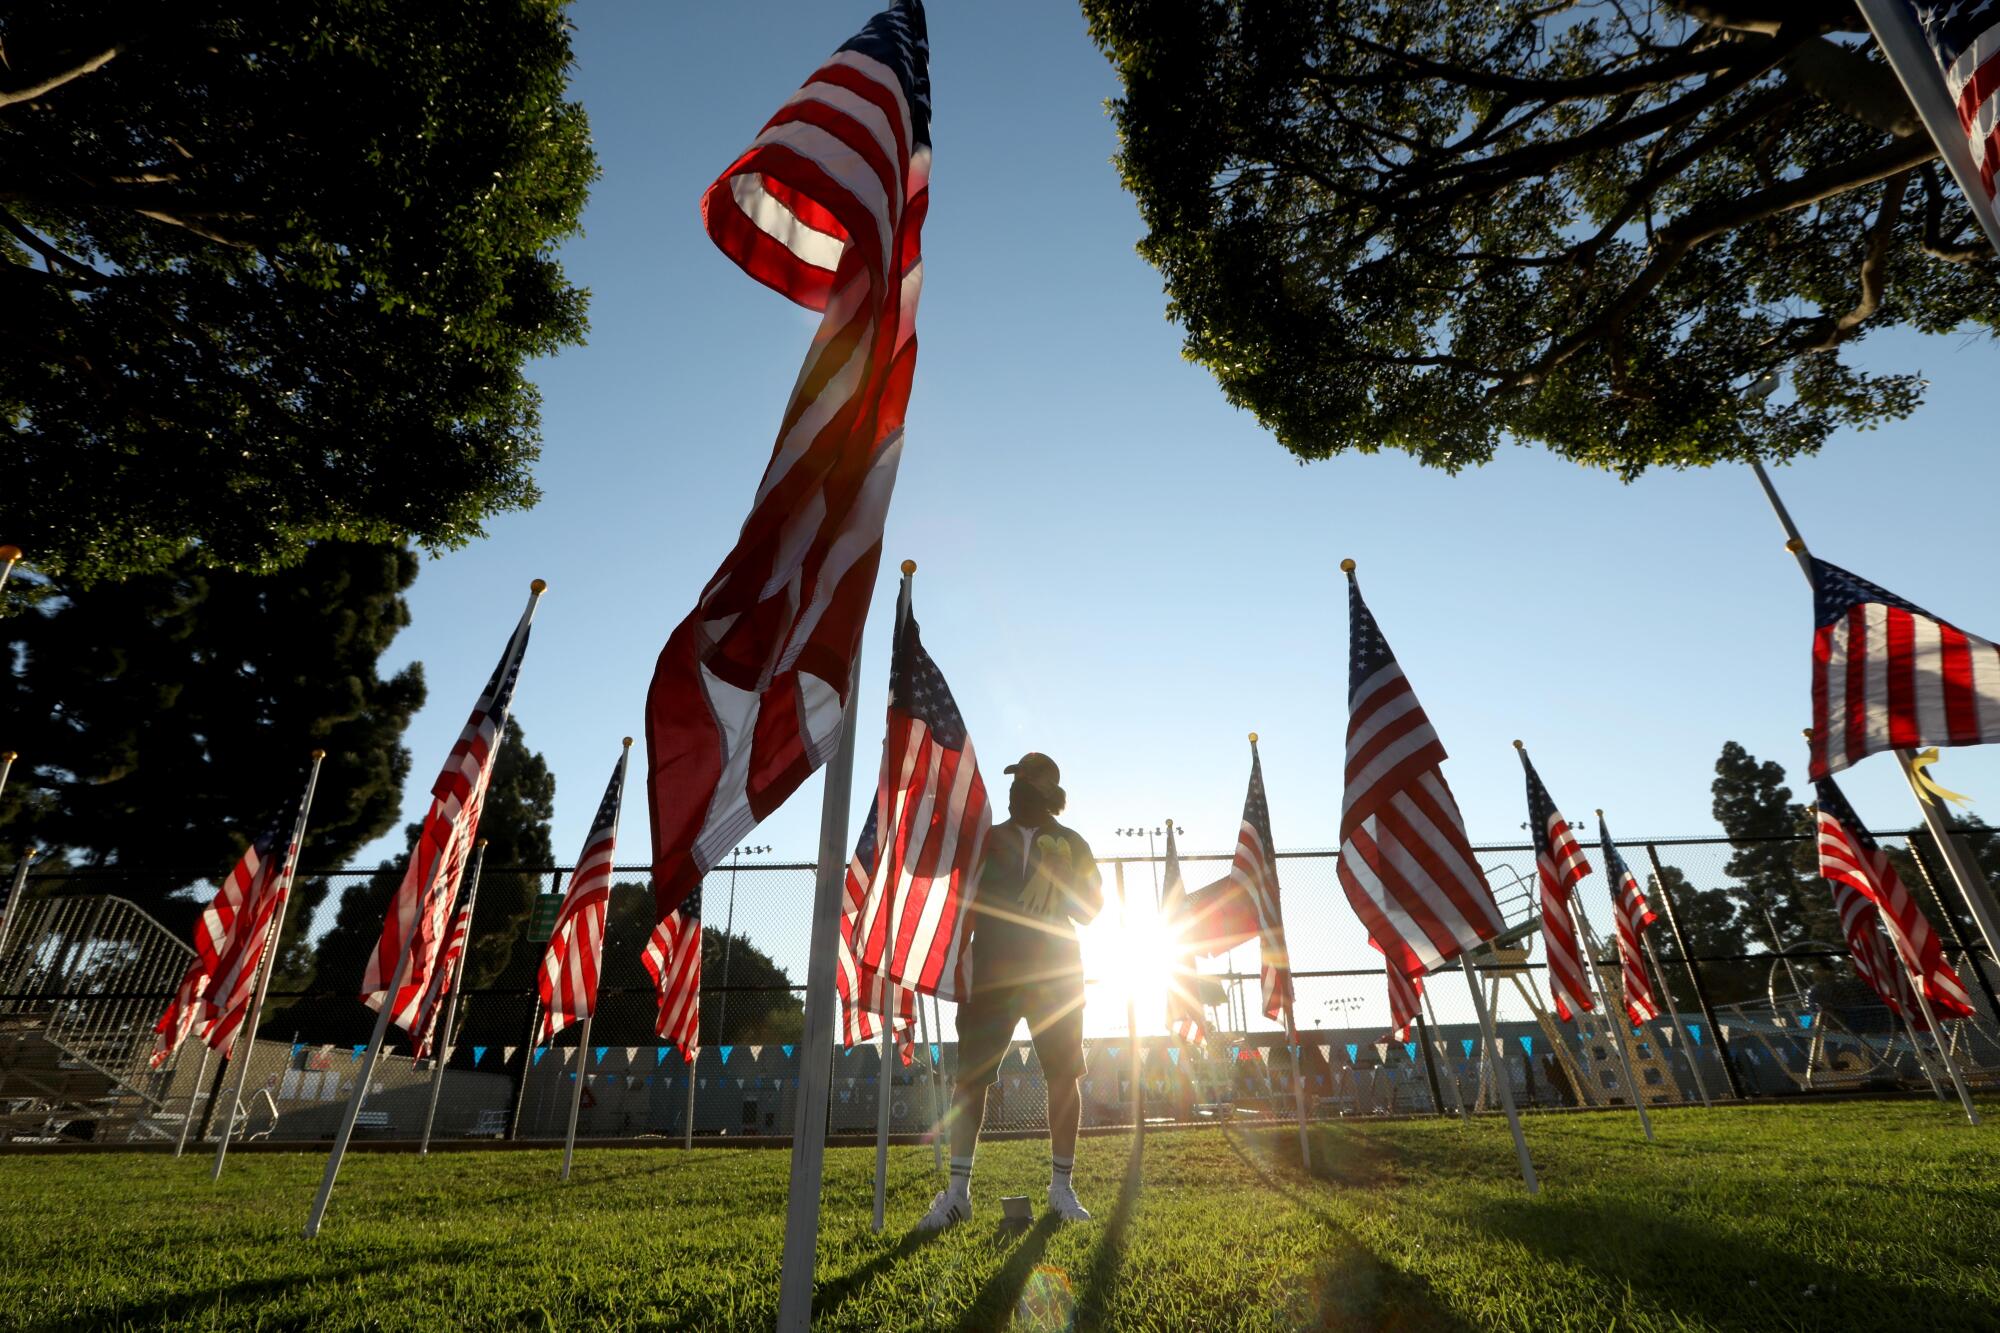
top-left (1644, 844), bottom-right (1746, 1100)
top-left (1907, 828), bottom-right (2000, 1022)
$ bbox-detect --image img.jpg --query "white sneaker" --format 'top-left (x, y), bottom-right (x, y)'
top-left (915, 1187), bottom-right (971, 1232)
top-left (1047, 1180), bottom-right (1092, 1222)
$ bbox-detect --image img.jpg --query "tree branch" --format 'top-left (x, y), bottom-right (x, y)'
top-left (0, 44), bottom-right (124, 110)
top-left (1791, 169), bottom-right (1910, 353)
top-left (1919, 164), bottom-right (1991, 264)
top-left (1506, 132), bottom-right (1940, 387)
top-left (0, 205), bottom-right (106, 285)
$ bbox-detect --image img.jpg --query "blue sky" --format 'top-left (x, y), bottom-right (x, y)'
top-left (321, 3), bottom-right (2000, 1024)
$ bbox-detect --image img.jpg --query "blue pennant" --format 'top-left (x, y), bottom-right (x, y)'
top-left (472, 1046), bottom-right (488, 1066)
top-left (1461, 1039), bottom-right (1475, 1058)
top-left (719, 1045), bottom-right (733, 1064)
top-left (351, 1044), bottom-right (367, 1060)
top-left (1345, 1044), bottom-right (1359, 1063)
top-left (930, 1043), bottom-right (941, 1063)
top-left (1798, 1014), bottom-right (1814, 1030)
top-left (1168, 1049), bottom-right (1180, 1066)
top-left (657, 1046), bottom-right (671, 1064)
top-left (1404, 1042), bottom-right (1418, 1063)
top-left (1519, 1035), bottom-right (1534, 1055)
top-left (783, 1044), bottom-right (795, 1059)
top-left (533, 1047), bottom-right (547, 1066)
top-left (290, 1043), bottom-right (304, 1061)
top-left (1687, 1023), bottom-right (1703, 1045)
top-left (595, 1045), bottom-right (609, 1065)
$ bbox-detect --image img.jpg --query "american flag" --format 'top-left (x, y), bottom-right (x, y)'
top-left (1859, 1), bottom-right (2000, 239)
top-left (363, 593), bottom-right (535, 1036)
top-left (1160, 823), bottom-right (1207, 1044)
top-left (1806, 556), bottom-right (2000, 780)
top-left (836, 590), bottom-right (986, 1060)
top-left (1336, 569), bottom-right (1506, 988)
top-left (644, 885), bottom-right (703, 1056)
top-left (1813, 775), bottom-right (1975, 1027)
top-left (1229, 740), bottom-right (1294, 1031)
top-left (539, 745), bottom-right (633, 1044)
top-left (1597, 814), bottom-right (1660, 1026)
top-left (1518, 747), bottom-right (1594, 1023)
top-left (151, 780), bottom-right (310, 1067)
top-left (642, 1), bottom-right (933, 1030)
top-left (410, 889), bottom-right (474, 1062)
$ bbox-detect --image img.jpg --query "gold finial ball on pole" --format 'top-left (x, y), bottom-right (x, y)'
top-left (1802, 727), bottom-right (1814, 739)
top-left (1784, 538), bottom-right (1805, 554)
top-left (530, 578), bottom-right (548, 594)
top-left (1248, 732), bottom-right (1259, 744)
top-left (1595, 808), bottom-right (1603, 818)
top-left (900, 559), bottom-right (916, 575)
top-left (477, 837), bottom-right (489, 849)
top-left (1, 751), bottom-right (15, 763)
top-left (1339, 558), bottom-right (1356, 573)
top-left (0, 545), bottom-right (20, 563)
top-left (622, 736), bottom-right (635, 748)
top-left (1512, 739), bottom-right (1524, 750)
top-left (310, 748), bottom-right (326, 760)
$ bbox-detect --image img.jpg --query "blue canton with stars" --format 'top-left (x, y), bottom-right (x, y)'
top-left (586, 760), bottom-right (625, 840)
top-left (1912, 1), bottom-right (1996, 67)
top-left (1597, 815), bottom-right (1634, 887)
top-left (1346, 578), bottom-right (1401, 705)
top-left (1813, 775), bottom-right (1882, 855)
top-left (839, 0), bottom-right (931, 150)
top-left (1521, 751), bottom-right (1563, 837)
top-left (1811, 556), bottom-right (1936, 630)
top-left (852, 608), bottom-right (966, 869)
top-left (1243, 751), bottom-right (1277, 860)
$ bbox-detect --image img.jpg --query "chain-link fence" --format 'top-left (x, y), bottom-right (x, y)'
top-left (4, 828), bottom-right (1998, 1148)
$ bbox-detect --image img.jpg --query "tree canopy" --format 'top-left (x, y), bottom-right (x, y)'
top-left (0, 542), bottom-right (424, 942)
top-left (1082, 1), bottom-right (2000, 476)
top-left (0, 1), bottom-right (595, 584)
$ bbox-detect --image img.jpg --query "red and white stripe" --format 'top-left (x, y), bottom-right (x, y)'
top-left (539, 747), bottom-right (632, 1043)
top-left (643, 2), bottom-right (933, 1012)
top-left (1610, 864), bottom-right (1660, 1026)
top-left (1941, 14), bottom-right (2000, 199)
top-left (1519, 748), bottom-right (1593, 1024)
top-left (1828, 873), bottom-right (1917, 1017)
top-left (1230, 744), bottom-right (1294, 1030)
top-left (1807, 557), bottom-right (2000, 779)
top-left (1814, 789), bottom-right (1974, 1027)
top-left (644, 897), bottom-right (703, 1056)
top-left (411, 896), bottom-right (474, 1061)
top-left (1385, 957), bottom-right (1422, 1043)
top-left (151, 781), bottom-right (309, 1066)
top-left (363, 596), bottom-right (534, 1036)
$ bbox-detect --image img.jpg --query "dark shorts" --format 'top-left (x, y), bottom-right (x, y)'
top-left (954, 980), bottom-right (1086, 1089)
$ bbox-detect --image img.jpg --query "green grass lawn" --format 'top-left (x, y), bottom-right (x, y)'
top-left (0, 1099), bottom-right (1995, 1331)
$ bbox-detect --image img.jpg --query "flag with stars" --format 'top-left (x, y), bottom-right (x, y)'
top-left (643, 0), bottom-right (935, 1038)
top-left (1336, 567), bottom-right (1507, 992)
top-left (837, 584), bottom-right (989, 1058)
top-left (644, 881), bottom-right (703, 1056)
top-left (540, 744), bottom-right (633, 1043)
top-left (1229, 738), bottom-right (1295, 1032)
top-left (1519, 747), bottom-right (1594, 1023)
top-left (1599, 814), bottom-right (1661, 1026)
top-left (1806, 555), bottom-right (2000, 779)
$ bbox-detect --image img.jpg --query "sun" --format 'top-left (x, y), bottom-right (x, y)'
top-left (1079, 889), bottom-right (1176, 1032)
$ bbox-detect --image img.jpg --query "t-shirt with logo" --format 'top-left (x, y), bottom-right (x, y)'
top-left (967, 818), bottom-right (1102, 990)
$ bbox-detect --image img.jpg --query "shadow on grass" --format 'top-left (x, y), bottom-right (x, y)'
top-left (951, 1214), bottom-right (1063, 1333)
top-left (52, 1259), bottom-right (404, 1333)
top-left (1068, 1134), bottom-right (1143, 1331)
top-left (814, 1224), bottom-right (946, 1320)
top-left (1460, 1192), bottom-right (1993, 1329)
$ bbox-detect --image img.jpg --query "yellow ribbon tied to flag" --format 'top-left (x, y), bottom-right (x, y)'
top-left (1910, 748), bottom-right (1972, 808)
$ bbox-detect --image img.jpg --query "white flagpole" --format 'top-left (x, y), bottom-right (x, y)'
top-left (1572, 900), bottom-right (1655, 1142)
top-left (872, 563), bottom-right (914, 1234)
top-left (0, 751), bottom-right (15, 808)
top-left (173, 1045), bottom-right (211, 1158)
top-left (1116, 861), bottom-right (1142, 1141)
top-left (776, 646), bottom-right (866, 1333)
top-left (420, 840), bottom-right (488, 1157)
top-left (1460, 952), bottom-right (1538, 1194)
top-left (561, 1014), bottom-right (594, 1181)
top-left (1854, 0), bottom-right (2000, 259)
top-left (917, 984), bottom-right (942, 1175)
top-left (1879, 888), bottom-right (1981, 1124)
top-left (683, 1053), bottom-right (698, 1150)
top-left (212, 751), bottom-right (326, 1181)
top-left (0, 844), bottom-right (38, 965)
top-left (306, 579), bottom-right (544, 1238)
top-left (1638, 923), bottom-right (1711, 1109)
top-left (0, 545), bottom-right (20, 598)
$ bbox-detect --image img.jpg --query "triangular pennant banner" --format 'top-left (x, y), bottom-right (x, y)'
top-left (351, 1045), bottom-right (366, 1061)
top-left (1345, 1044), bottom-right (1360, 1063)
top-left (534, 1047), bottom-right (547, 1066)
top-left (625, 1047), bottom-right (639, 1065)
top-left (700, 1077), bottom-right (708, 1088)
top-left (1687, 1023), bottom-right (1703, 1045)
top-left (1519, 1035), bottom-right (1534, 1056)
top-left (657, 1046), bottom-right (671, 1064)
top-left (783, 1044), bottom-right (796, 1058)
top-left (561, 1047), bottom-right (576, 1066)
top-left (930, 1043), bottom-right (941, 1064)
top-left (290, 1043), bottom-right (305, 1061)
top-left (1168, 1049), bottom-right (1180, 1066)
top-left (1404, 1042), bottom-right (1417, 1063)
top-left (1461, 1039), bottom-right (1474, 1058)
top-left (1798, 1014), bottom-right (1814, 1030)
top-left (594, 1046), bottom-right (609, 1067)
top-left (1373, 1043), bottom-right (1389, 1063)
top-left (1230, 1045), bottom-right (1240, 1060)
top-left (473, 1046), bottom-right (488, 1066)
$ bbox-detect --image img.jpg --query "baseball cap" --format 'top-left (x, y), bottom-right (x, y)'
top-left (1002, 752), bottom-right (1060, 788)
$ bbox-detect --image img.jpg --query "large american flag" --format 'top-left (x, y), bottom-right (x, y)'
top-left (1518, 747), bottom-right (1594, 1023)
top-left (363, 593), bottom-right (535, 1035)
top-left (1597, 814), bottom-right (1660, 1026)
top-left (539, 745), bottom-right (633, 1044)
top-left (1807, 556), bottom-right (2000, 780)
top-left (1859, 1), bottom-right (2000, 245)
top-left (411, 885), bottom-right (475, 1062)
top-left (1336, 569), bottom-right (1506, 990)
top-left (835, 593), bottom-right (986, 1058)
top-left (1813, 775), bottom-right (1975, 1027)
top-left (150, 786), bottom-right (309, 1067)
top-left (1228, 740), bottom-right (1295, 1031)
top-left (642, 1), bottom-right (933, 1033)
top-left (1384, 954), bottom-right (1422, 1043)
top-left (1160, 823), bottom-right (1207, 1044)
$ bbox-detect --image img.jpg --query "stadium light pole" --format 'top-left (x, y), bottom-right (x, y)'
top-left (714, 843), bottom-right (769, 1052)
top-left (1116, 823), bottom-right (1182, 1139)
